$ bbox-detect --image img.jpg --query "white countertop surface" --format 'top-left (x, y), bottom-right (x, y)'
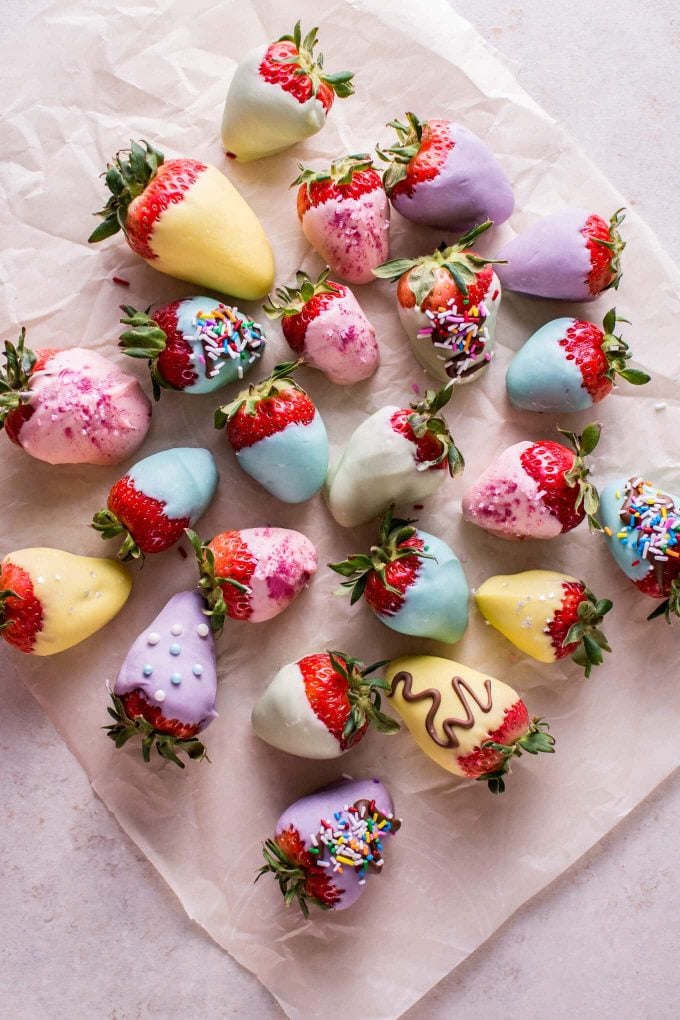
top-left (2, 1), bottom-right (679, 1017)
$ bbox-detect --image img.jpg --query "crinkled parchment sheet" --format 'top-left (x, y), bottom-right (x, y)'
top-left (2, 0), bottom-right (680, 1017)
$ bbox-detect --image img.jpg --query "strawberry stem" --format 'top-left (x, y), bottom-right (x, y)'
top-left (599, 308), bottom-right (650, 387)
top-left (89, 140), bottom-right (164, 244)
top-left (276, 22), bottom-right (354, 101)
top-left (292, 153), bottom-right (374, 191)
top-left (118, 305), bottom-right (171, 401)
top-left (104, 692), bottom-right (208, 768)
top-left (0, 328), bottom-right (36, 427)
top-left (647, 577), bottom-right (680, 624)
top-left (408, 384), bottom-right (464, 476)
top-left (558, 422), bottom-right (602, 530)
top-left (563, 586), bottom-right (613, 677)
top-left (213, 359), bottom-right (305, 429)
top-left (185, 529), bottom-right (251, 636)
top-left (263, 267), bottom-right (338, 319)
top-left (326, 651), bottom-right (400, 744)
top-left (255, 837), bottom-right (333, 918)
top-left (91, 508), bottom-right (144, 563)
top-left (477, 717), bottom-right (555, 794)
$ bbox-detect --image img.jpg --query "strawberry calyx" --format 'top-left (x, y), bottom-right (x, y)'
top-left (373, 220), bottom-right (502, 304)
top-left (592, 208), bottom-right (626, 292)
top-left (0, 587), bottom-right (20, 632)
top-left (557, 422), bottom-right (602, 531)
top-left (647, 578), bottom-right (680, 624)
top-left (407, 384), bottom-right (464, 476)
top-left (104, 691), bottom-right (208, 769)
top-left (91, 508), bottom-right (144, 563)
top-left (275, 21), bottom-right (354, 101)
top-left (599, 308), bottom-right (650, 387)
top-left (118, 305), bottom-right (171, 401)
top-left (477, 717), bottom-right (555, 794)
top-left (213, 359), bottom-right (305, 428)
top-left (88, 140), bottom-right (164, 244)
top-left (256, 835), bottom-right (335, 918)
top-left (375, 111), bottom-right (425, 193)
top-left (186, 529), bottom-right (251, 636)
top-left (562, 587), bottom-right (613, 677)
top-left (325, 651), bottom-right (399, 744)
top-left (262, 267), bottom-right (339, 319)
top-left (292, 153), bottom-right (375, 191)
top-left (329, 505), bottom-right (435, 605)
top-left (0, 328), bottom-right (36, 427)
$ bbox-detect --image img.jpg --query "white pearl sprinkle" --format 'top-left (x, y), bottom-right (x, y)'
top-left (36, 576), bottom-right (45, 584)
top-left (154, 689), bottom-right (166, 703)
top-left (196, 623), bottom-right (210, 638)
top-left (170, 623), bottom-right (183, 636)
top-left (147, 632), bottom-right (161, 646)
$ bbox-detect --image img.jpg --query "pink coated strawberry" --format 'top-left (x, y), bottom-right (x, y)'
top-left (263, 268), bottom-right (379, 384)
top-left (496, 208), bottom-right (626, 302)
top-left (462, 423), bottom-right (602, 540)
top-left (294, 155), bottom-right (390, 284)
top-left (221, 22), bottom-right (354, 162)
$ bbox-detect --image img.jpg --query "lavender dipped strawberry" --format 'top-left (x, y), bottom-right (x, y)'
top-left (92, 447), bottom-right (218, 561)
top-left (106, 591), bottom-right (217, 767)
top-left (263, 269), bottom-right (379, 385)
top-left (376, 113), bottom-right (514, 232)
top-left (251, 651), bottom-right (399, 759)
top-left (462, 423), bottom-right (602, 540)
top-left (294, 155), bottom-right (390, 284)
top-left (119, 298), bottom-right (266, 400)
top-left (496, 208), bottom-right (626, 302)
top-left (256, 777), bottom-right (401, 916)
top-left (188, 526), bottom-right (317, 632)
top-left (326, 384), bottom-right (464, 528)
top-left (506, 309), bottom-right (649, 413)
top-left (373, 221), bottom-right (502, 386)
top-left (214, 361), bottom-right (328, 504)
top-left (0, 329), bottom-right (151, 465)
top-left (329, 506), bottom-right (469, 643)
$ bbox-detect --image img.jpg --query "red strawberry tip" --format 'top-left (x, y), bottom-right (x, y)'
top-left (186, 528), bottom-right (251, 636)
top-left (89, 139), bottom-right (165, 245)
top-left (407, 384), bottom-right (464, 476)
top-left (0, 328), bottom-right (36, 427)
top-left (556, 421), bottom-right (603, 530)
top-left (91, 507), bottom-right (144, 563)
top-left (213, 358), bottom-right (305, 428)
top-left (118, 304), bottom-right (171, 401)
top-left (375, 111), bottom-right (426, 193)
top-left (324, 651), bottom-right (400, 744)
top-left (292, 153), bottom-right (375, 191)
top-left (275, 21), bottom-right (354, 102)
top-left (647, 577), bottom-right (680, 624)
top-left (104, 691), bottom-right (208, 768)
top-left (476, 717), bottom-right (555, 794)
top-left (595, 208), bottom-right (626, 292)
top-left (562, 586), bottom-right (613, 678)
top-left (262, 266), bottom-right (339, 319)
top-left (599, 308), bottom-right (650, 387)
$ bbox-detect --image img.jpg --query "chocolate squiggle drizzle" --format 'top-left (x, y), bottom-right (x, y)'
top-left (390, 671), bottom-right (493, 749)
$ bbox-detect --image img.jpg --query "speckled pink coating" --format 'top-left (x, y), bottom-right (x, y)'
top-left (275, 778), bottom-right (397, 910)
top-left (302, 287), bottom-right (379, 384)
top-left (242, 527), bottom-right (317, 622)
top-left (301, 190), bottom-right (390, 284)
top-left (18, 349), bottom-right (151, 465)
top-left (462, 442), bottom-right (563, 540)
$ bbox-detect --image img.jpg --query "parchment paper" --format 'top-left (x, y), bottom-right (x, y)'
top-left (2, 1), bottom-right (680, 1017)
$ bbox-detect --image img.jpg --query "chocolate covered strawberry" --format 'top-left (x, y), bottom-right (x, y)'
top-left (330, 506), bottom-right (469, 643)
top-left (106, 591), bottom-right (217, 767)
top-left (327, 384), bottom-right (463, 528)
top-left (374, 221), bottom-right (502, 385)
top-left (189, 527), bottom-right (317, 632)
top-left (92, 447), bottom-right (218, 561)
top-left (89, 140), bottom-right (274, 299)
top-left (377, 112), bottom-right (514, 232)
top-left (600, 476), bottom-right (680, 622)
top-left (119, 298), bottom-right (266, 400)
top-left (221, 21), bottom-right (354, 162)
top-left (496, 208), bottom-right (626, 301)
top-left (386, 655), bottom-right (555, 793)
top-left (0, 329), bottom-right (151, 465)
top-left (256, 777), bottom-right (400, 915)
top-left (476, 570), bottom-right (612, 677)
top-left (214, 361), bottom-right (329, 504)
top-left (463, 423), bottom-right (602, 540)
top-left (506, 309), bottom-right (650, 413)
top-left (0, 548), bottom-right (131, 656)
top-left (251, 651), bottom-right (399, 759)
top-left (263, 269), bottom-right (379, 384)
top-left (294, 155), bottom-right (390, 284)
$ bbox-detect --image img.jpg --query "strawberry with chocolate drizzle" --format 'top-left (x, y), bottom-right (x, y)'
top-left (263, 268), bottom-right (379, 384)
top-left (294, 155), bottom-right (390, 284)
top-left (221, 21), bottom-right (354, 162)
top-left (463, 422), bottom-right (602, 541)
top-left (496, 208), bottom-right (626, 302)
top-left (373, 221), bottom-right (502, 385)
top-left (256, 777), bottom-right (401, 915)
top-left (252, 651), bottom-right (399, 759)
top-left (326, 384), bottom-right (464, 528)
top-left (376, 112), bottom-right (514, 232)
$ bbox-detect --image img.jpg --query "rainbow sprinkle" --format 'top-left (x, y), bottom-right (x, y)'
top-left (187, 304), bottom-right (265, 380)
top-left (416, 297), bottom-right (493, 381)
top-left (616, 478), bottom-right (679, 564)
top-left (310, 799), bottom-right (397, 884)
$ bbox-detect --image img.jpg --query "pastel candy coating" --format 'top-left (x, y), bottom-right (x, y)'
top-left (300, 288), bottom-right (379, 384)
top-left (242, 527), bottom-right (318, 622)
top-left (301, 190), bottom-right (390, 285)
top-left (275, 778), bottom-right (397, 910)
top-left (236, 411), bottom-right (329, 503)
top-left (174, 297), bottom-right (266, 393)
top-left (391, 121), bottom-right (514, 231)
top-left (506, 318), bottom-right (592, 413)
top-left (475, 569), bottom-right (576, 662)
top-left (221, 44), bottom-right (327, 162)
top-left (18, 349), bottom-right (151, 466)
top-left (379, 531), bottom-right (469, 643)
top-left (251, 660), bottom-right (343, 759)
top-left (128, 447), bottom-right (218, 522)
top-left (114, 591), bottom-right (217, 729)
top-left (599, 479), bottom-right (655, 583)
top-left (496, 208), bottom-right (593, 302)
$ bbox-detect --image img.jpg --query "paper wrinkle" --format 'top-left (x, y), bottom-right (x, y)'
top-left (2, 0), bottom-right (680, 1017)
